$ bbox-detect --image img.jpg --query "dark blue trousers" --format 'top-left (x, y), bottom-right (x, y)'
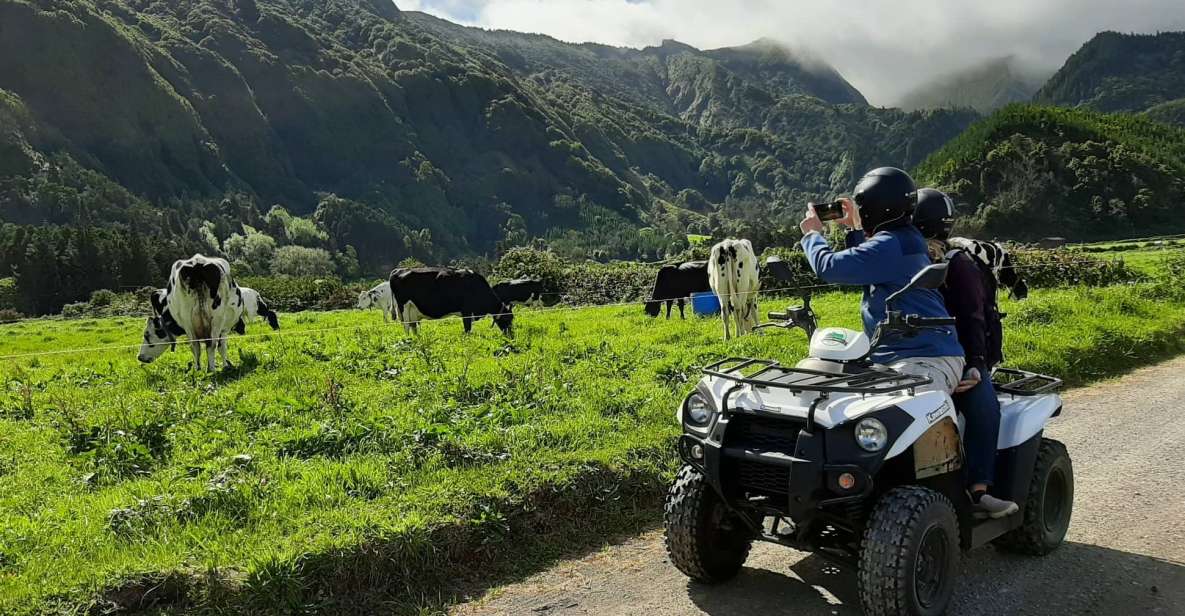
top-left (954, 376), bottom-right (1001, 487)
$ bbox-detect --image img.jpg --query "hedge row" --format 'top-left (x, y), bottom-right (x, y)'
top-left (33, 247), bottom-right (1148, 320)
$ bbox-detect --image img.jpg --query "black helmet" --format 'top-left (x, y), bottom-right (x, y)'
top-left (913, 188), bottom-right (956, 240)
top-left (853, 167), bottom-right (917, 233)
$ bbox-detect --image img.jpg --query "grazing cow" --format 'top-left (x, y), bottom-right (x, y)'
top-left (708, 239), bottom-right (760, 340)
top-left (492, 278), bottom-right (558, 308)
top-left (948, 237), bottom-right (1029, 299)
top-left (389, 267), bottom-right (513, 336)
top-left (357, 282), bottom-right (397, 321)
top-left (140, 254), bottom-right (244, 371)
top-left (644, 261), bottom-right (710, 319)
top-left (237, 287), bottom-right (280, 330)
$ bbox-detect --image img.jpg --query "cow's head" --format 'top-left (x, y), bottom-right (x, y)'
top-left (997, 252), bottom-right (1029, 300)
top-left (493, 305), bottom-right (514, 336)
top-left (138, 317), bottom-right (176, 363)
top-left (357, 289), bottom-right (377, 309)
top-left (643, 300), bottom-right (662, 318)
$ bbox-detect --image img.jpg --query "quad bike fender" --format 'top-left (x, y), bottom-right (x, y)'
top-left (998, 393), bottom-right (1062, 449)
top-left (884, 391), bottom-right (958, 460)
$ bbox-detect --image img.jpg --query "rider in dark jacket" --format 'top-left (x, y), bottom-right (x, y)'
top-left (914, 188), bottom-right (1018, 519)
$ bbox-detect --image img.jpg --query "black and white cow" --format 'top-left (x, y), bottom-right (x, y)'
top-left (357, 281), bottom-right (397, 321)
top-left (389, 267), bottom-right (513, 335)
top-left (709, 239), bottom-right (760, 340)
top-left (138, 255), bottom-right (244, 371)
top-left (238, 287), bottom-right (280, 330)
top-left (644, 261), bottom-right (710, 319)
top-left (492, 278), bottom-right (558, 308)
top-left (948, 237), bottom-right (1029, 299)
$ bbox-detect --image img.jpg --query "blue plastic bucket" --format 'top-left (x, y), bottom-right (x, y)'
top-left (690, 291), bottom-right (721, 316)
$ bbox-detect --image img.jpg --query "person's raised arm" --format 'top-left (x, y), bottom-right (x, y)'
top-left (800, 231), bottom-right (903, 285)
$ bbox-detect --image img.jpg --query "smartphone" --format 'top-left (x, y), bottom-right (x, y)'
top-left (813, 199), bottom-right (845, 222)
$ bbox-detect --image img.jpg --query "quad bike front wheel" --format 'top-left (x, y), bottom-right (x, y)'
top-left (663, 465), bottom-right (753, 583)
top-left (858, 486), bottom-right (960, 616)
top-left (995, 438), bottom-right (1074, 555)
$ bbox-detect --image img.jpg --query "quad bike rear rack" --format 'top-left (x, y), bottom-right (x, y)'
top-left (703, 357), bottom-right (932, 396)
top-left (991, 367), bottom-right (1063, 396)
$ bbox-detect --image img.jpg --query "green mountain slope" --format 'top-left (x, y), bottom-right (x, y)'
top-left (915, 104), bottom-right (1185, 241)
top-left (1145, 98), bottom-right (1185, 127)
top-left (898, 56), bottom-right (1049, 114)
top-left (0, 0), bottom-right (978, 313)
top-left (1034, 31), bottom-right (1185, 113)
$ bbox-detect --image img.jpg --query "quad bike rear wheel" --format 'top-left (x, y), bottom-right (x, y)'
top-left (994, 438), bottom-right (1074, 555)
top-left (663, 465), bottom-right (753, 583)
top-left (858, 486), bottom-right (960, 616)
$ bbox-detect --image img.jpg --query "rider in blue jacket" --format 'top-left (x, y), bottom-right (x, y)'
top-left (799, 167), bottom-right (964, 393)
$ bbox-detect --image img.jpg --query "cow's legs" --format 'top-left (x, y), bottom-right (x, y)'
top-left (462, 314), bottom-right (474, 334)
top-left (206, 340), bottom-right (216, 372)
top-left (664, 300), bottom-right (672, 320)
top-left (396, 302), bottom-right (412, 334)
top-left (678, 299), bottom-right (686, 319)
top-left (218, 338), bottom-right (233, 369)
top-left (721, 304), bottom-right (732, 340)
top-left (190, 341), bottom-right (202, 371)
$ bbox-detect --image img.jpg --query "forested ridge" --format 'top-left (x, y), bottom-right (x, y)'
top-left (916, 104), bottom-right (1185, 241)
top-left (2, 1), bottom-right (1185, 315)
top-left (0, 0), bottom-right (982, 314)
top-left (1035, 31), bottom-right (1185, 115)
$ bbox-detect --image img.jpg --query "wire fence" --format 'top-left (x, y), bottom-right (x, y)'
top-left (0, 281), bottom-right (841, 362)
top-left (0, 255), bottom-right (1169, 362)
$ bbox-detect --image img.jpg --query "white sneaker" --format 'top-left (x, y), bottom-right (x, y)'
top-left (975, 494), bottom-right (1019, 519)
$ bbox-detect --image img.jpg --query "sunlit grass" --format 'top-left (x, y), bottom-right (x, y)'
top-left (0, 285), bottom-right (1183, 613)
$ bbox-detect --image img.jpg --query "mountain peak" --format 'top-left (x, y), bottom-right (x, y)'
top-left (897, 56), bottom-right (1049, 114)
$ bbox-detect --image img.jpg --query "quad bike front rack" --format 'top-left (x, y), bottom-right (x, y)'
top-left (702, 357), bottom-right (932, 396)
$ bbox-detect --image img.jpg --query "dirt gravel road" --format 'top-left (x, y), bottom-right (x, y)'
top-left (456, 357), bottom-right (1185, 616)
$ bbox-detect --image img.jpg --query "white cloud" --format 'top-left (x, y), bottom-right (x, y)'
top-left (403, 0), bottom-right (1185, 105)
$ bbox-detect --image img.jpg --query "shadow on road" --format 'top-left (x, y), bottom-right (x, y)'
top-left (685, 543), bottom-right (1184, 616)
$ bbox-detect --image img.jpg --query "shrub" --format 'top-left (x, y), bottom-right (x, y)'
top-left (0, 277), bottom-right (17, 310)
top-left (1011, 249), bottom-right (1142, 288)
top-left (493, 247), bottom-right (566, 292)
top-left (224, 228), bottom-right (278, 276)
top-left (559, 261), bottom-right (656, 305)
top-left (0, 308), bottom-right (23, 322)
top-left (89, 289), bottom-right (117, 307)
top-left (271, 246), bottom-right (335, 278)
top-left (60, 302), bottom-right (91, 319)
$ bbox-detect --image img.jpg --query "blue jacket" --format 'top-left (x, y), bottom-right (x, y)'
top-left (800, 227), bottom-right (963, 364)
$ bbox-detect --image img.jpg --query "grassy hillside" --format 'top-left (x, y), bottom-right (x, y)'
top-left (915, 104), bottom-right (1185, 241)
top-left (1034, 31), bottom-right (1185, 113)
top-left (0, 0), bottom-right (980, 316)
top-left (898, 56), bottom-right (1049, 114)
top-left (2, 270), bottom-right (1185, 613)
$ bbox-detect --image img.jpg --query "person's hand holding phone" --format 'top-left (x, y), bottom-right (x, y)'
top-left (800, 204), bottom-right (824, 235)
top-left (836, 198), bottom-right (861, 230)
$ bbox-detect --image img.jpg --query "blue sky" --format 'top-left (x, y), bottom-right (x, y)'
top-left (396, 0), bottom-right (1185, 104)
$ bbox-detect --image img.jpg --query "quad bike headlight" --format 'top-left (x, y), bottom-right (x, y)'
top-left (854, 417), bottom-right (888, 452)
top-left (682, 393), bottom-right (714, 428)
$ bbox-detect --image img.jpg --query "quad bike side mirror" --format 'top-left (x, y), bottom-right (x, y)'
top-left (885, 263), bottom-right (948, 310)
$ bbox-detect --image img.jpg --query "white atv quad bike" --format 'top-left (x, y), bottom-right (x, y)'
top-left (664, 264), bottom-right (1073, 616)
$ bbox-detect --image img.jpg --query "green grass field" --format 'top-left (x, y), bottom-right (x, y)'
top-left (3, 284), bottom-right (1185, 613)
